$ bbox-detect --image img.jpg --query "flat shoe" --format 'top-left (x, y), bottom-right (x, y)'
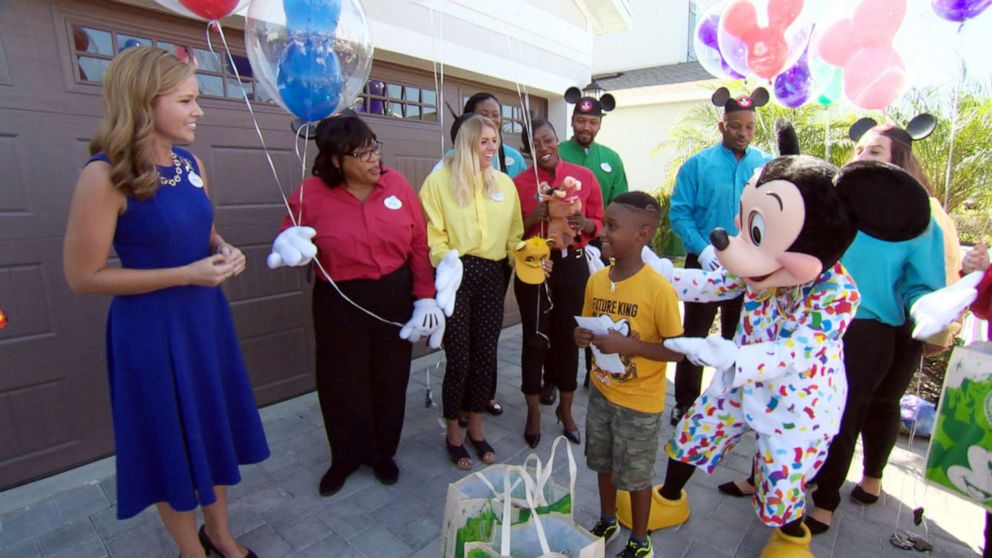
top-left (319, 464), bottom-right (357, 496)
top-left (485, 401), bottom-right (504, 416)
top-left (851, 484), bottom-right (879, 505)
top-left (718, 480), bottom-right (754, 497)
top-left (803, 515), bottom-right (830, 535)
top-left (373, 459), bottom-right (400, 485)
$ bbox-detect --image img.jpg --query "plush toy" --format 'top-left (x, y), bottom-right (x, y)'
top-left (618, 121), bottom-right (934, 558)
top-left (514, 237), bottom-right (552, 285)
top-left (540, 176), bottom-right (583, 249)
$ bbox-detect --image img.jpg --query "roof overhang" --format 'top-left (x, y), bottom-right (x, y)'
top-left (574, 0), bottom-right (632, 34)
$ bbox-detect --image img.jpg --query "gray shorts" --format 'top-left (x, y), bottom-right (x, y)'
top-left (584, 387), bottom-right (663, 491)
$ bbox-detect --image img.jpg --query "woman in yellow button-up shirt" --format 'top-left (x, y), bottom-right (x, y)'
top-left (419, 114), bottom-right (523, 469)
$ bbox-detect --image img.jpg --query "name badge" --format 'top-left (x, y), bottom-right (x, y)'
top-left (188, 171), bottom-right (204, 188)
top-left (505, 155), bottom-right (515, 167)
top-left (384, 195), bottom-right (403, 210)
top-left (600, 162), bottom-right (612, 173)
top-left (490, 191), bottom-right (504, 202)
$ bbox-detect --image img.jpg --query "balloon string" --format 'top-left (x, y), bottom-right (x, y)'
top-left (503, 26), bottom-right (544, 238)
top-left (429, 7), bottom-right (445, 159)
top-left (943, 57), bottom-right (965, 209)
top-left (210, 23), bottom-right (403, 328)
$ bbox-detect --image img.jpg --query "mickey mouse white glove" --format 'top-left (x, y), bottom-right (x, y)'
top-left (266, 226), bottom-right (318, 269)
top-left (910, 271), bottom-right (983, 340)
top-left (399, 298), bottom-right (446, 349)
top-left (435, 250), bottom-right (463, 317)
top-left (665, 334), bottom-right (738, 370)
top-left (641, 246), bottom-right (674, 281)
top-left (697, 244), bottom-right (722, 272)
top-left (584, 244), bottom-right (606, 275)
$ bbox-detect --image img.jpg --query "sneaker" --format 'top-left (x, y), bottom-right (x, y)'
top-left (589, 518), bottom-right (621, 545)
top-left (616, 537), bottom-right (654, 558)
top-left (669, 404), bottom-right (688, 427)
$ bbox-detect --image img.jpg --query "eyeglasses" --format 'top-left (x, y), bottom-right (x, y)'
top-left (350, 141), bottom-right (383, 162)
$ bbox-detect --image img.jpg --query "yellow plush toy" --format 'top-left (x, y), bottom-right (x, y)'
top-left (514, 237), bottom-right (552, 285)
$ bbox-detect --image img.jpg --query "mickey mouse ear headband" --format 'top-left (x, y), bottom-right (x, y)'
top-left (848, 113), bottom-right (937, 146)
top-left (712, 87), bottom-right (769, 113)
top-left (564, 86), bottom-right (616, 117)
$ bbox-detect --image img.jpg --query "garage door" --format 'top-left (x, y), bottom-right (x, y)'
top-left (0, 0), bottom-right (546, 489)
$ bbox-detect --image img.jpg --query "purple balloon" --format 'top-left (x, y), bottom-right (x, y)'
top-left (698, 14), bottom-right (720, 49)
top-left (773, 54), bottom-right (813, 108)
top-left (931, 0), bottom-right (991, 22)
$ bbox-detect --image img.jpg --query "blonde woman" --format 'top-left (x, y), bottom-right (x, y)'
top-left (63, 47), bottom-right (267, 558)
top-left (420, 114), bottom-right (524, 469)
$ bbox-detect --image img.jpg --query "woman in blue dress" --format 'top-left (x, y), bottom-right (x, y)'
top-left (63, 46), bottom-right (269, 558)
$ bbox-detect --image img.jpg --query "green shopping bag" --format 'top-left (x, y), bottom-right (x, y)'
top-left (441, 437), bottom-right (577, 558)
top-left (926, 341), bottom-right (992, 509)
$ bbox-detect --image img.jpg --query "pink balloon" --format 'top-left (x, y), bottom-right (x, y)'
top-left (816, 20), bottom-right (856, 66)
top-left (843, 47), bottom-right (906, 109)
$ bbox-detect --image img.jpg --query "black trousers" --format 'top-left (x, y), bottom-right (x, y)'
top-left (312, 265), bottom-right (413, 469)
top-left (673, 253), bottom-right (744, 409)
top-left (442, 256), bottom-right (506, 420)
top-left (811, 318), bottom-right (924, 511)
top-left (514, 248), bottom-right (589, 395)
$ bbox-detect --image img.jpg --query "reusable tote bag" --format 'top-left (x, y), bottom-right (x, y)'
top-left (926, 341), bottom-right (992, 508)
top-left (441, 437), bottom-right (577, 558)
top-left (462, 467), bottom-right (604, 558)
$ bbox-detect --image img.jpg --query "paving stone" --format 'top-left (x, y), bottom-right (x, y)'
top-left (45, 536), bottom-right (108, 558)
top-left (225, 498), bottom-right (267, 538)
top-left (50, 484), bottom-right (110, 523)
top-left (238, 524), bottom-right (294, 558)
top-left (294, 530), bottom-right (355, 558)
top-left (0, 539), bottom-right (39, 558)
top-left (271, 514), bottom-right (331, 552)
top-left (97, 478), bottom-right (116, 506)
top-left (35, 518), bottom-right (99, 555)
top-left (105, 523), bottom-right (175, 558)
top-left (87, 505), bottom-right (153, 542)
top-left (346, 525), bottom-right (413, 558)
top-left (386, 514), bottom-right (440, 553)
top-left (0, 502), bottom-right (63, 547)
top-left (317, 501), bottom-right (377, 542)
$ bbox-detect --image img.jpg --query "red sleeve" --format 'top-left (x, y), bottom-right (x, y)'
top-left (970, 266), bottom-right (992, 321)
top-left (399, 176), bottom-right (437, 299)
top-left (580, 166), bottom-right (605, 241)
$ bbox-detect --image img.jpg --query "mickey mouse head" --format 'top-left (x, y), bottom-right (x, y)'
top-left (721, 0), bottom-right (805, 79)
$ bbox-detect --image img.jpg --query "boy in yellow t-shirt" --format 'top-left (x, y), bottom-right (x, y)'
top-left (574, 191), bottom-right (683, 558)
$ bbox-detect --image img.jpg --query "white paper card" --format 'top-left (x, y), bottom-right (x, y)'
top-left (574, 315), bottom-right (626, 375)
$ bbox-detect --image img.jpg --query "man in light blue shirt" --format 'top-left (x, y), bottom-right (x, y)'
top-left (667, 87), bottom-right (774, 425)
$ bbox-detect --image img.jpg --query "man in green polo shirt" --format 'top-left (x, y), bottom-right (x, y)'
top-left (558, 88), bottom-right (628, 206)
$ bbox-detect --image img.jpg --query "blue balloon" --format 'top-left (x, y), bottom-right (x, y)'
top-left (284, 0), bottom-right (342, 34)
top-left (119, 39), bottom-right (143, 53)
top-left (277, 37), bottom-right (343, 122)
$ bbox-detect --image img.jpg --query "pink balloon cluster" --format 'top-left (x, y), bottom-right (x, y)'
top-left (692, 0), bottom-right (991, 110)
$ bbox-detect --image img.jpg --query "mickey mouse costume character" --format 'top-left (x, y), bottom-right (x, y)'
top-left (618, 122), bottom-right (936, 557)
top-left (668, 87), bottom-right (775, 426)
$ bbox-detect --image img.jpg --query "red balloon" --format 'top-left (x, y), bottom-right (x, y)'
top-left (722, 0), bottom-right (805, 79)
top-left (178, 0), bottom-right (239, 20)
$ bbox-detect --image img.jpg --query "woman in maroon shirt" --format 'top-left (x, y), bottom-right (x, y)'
top-left (514, 117), bottom-right (604, 447)
top-left (268, 115), bottom-right (442, 496)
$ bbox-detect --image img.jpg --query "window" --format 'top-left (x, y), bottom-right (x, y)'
top-left (70, 23), bottom-right (275, 104)
top-left (686, 3), bottom-right (698, 62)
top-left (460, 94), bottom-right (527, 135)
top-left (354, 80), bottom-right (437, 123)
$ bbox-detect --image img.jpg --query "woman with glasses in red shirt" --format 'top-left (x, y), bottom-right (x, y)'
top-left (268, 114), bottom-right (442, 497)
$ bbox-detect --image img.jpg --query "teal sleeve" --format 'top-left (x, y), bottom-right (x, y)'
top-left (900, 220), bottom-right (948, 310)
top-left (504, 145), bottom-right (527, 179)
top-left (669, 157), bottom-right (707, 255)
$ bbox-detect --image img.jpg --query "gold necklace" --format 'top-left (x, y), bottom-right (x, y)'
top-left (158, 152), bottom-right (183, 187)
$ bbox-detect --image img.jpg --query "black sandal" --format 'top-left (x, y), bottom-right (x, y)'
top-left (467, 437), bottom-right (496, 465)
top-left (851, 484), bottom-right (879, 505)
top-left (446, 441), bottom-right (472, 470)
top-left (717, 480), bottom-right (755, 498)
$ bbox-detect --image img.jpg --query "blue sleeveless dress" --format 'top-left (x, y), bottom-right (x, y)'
top-left (90, 148), bottom-right (270, 519)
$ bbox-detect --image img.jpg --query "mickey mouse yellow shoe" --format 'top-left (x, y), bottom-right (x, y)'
top-left (759, 524), bottom-right (814, 558)
top-left (616, 485), bottom-right (690, 531)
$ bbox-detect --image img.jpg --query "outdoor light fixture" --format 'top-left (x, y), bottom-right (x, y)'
top-left (582, 80), bottom-right (604, 99)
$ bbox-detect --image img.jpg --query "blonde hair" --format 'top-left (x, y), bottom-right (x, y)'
top-left (445, 114), bottom-right (498, 207)
top-left (89, 46), bottom-right (195, 200)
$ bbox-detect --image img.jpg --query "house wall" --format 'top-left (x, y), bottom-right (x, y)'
top-left (595, 83), bottom-right (714, 193)
top-left (592, 0), bottom-right (689, 74)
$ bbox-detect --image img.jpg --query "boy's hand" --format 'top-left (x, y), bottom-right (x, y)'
top-left (592, 329), bottom-right (629, 354)
top-left (574, 327), bottom-right (594, 348)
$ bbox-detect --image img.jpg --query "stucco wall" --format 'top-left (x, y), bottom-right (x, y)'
top-left (592, 0), bottom-right (689, 74)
